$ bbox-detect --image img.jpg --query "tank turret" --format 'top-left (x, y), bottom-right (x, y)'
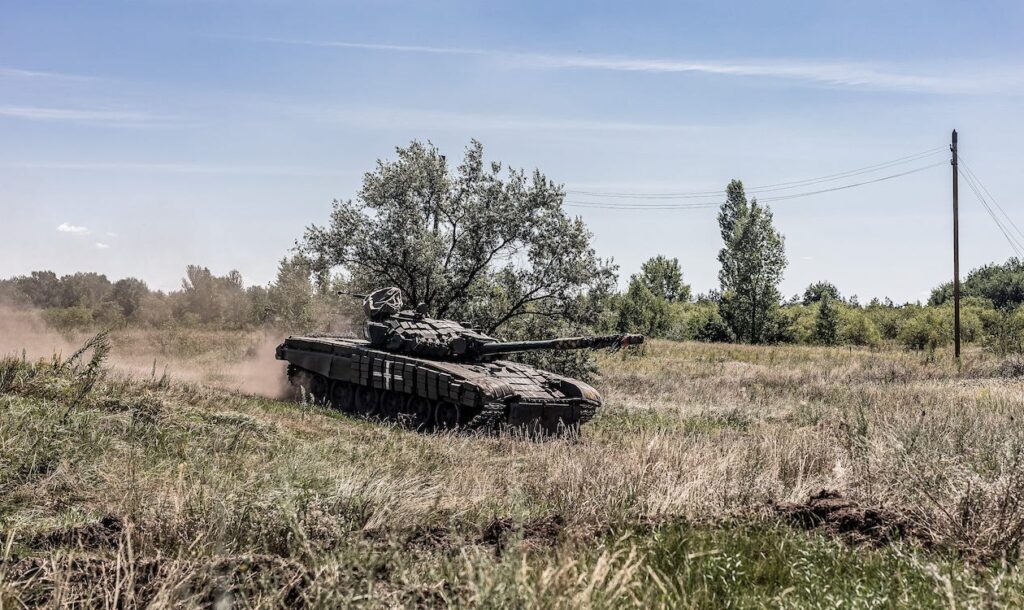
top-left (353, 288), bottom-right (643, 361)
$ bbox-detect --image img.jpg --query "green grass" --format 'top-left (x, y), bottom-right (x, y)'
top-left (3, 334), bottom-right (1024, 607)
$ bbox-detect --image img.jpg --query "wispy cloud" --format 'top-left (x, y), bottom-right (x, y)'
top-left (301, 106), bottom-right (697, 133)
top-left (0, 105), bottom-right (181, 128)
top-left (256, 37), bottom-right (489, 57)
top-left (57, 222), bottom-right (89, 235)
top-left (256, 37), bottom-right (1023, 95)
top-left (95, 242), bottom-right (111, 249)
top-left (5, 161), bottom-right (344, 176)
top-left (0, 66), bottom-right (94, 81)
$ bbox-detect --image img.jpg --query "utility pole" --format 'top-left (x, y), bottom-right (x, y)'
top-left (952, 130), bottom-right (961, 359)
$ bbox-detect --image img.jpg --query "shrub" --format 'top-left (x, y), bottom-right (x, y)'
top-left (684, 304), bottom-right (735, 343)
top-left (41, 307), bottom-right (94, 333)
top-left (898, 308), bottom-right (948, 351)
top-left (839, 308), bottom-right (882, 347)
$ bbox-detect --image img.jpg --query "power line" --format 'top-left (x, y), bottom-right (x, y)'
top-left (564, 161), bottom-right (946, 210)
top-left (958, 156), bottom-right (1024, 248)
top-left (566, 146), bottom-right (946, 199)
top-left (958, 166), bottom-right (1024, 258)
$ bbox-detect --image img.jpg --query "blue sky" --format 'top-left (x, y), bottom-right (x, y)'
top-left (3, 0), bottom-right (1024, 302)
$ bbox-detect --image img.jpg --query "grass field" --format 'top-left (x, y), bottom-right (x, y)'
top-left (3, 328), bottom-right (1024, 608)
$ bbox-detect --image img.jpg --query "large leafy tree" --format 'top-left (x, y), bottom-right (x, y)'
top-left (301, 140), bottom-right (616, 341)
top-left (717, 180), bottom-right (787, 343)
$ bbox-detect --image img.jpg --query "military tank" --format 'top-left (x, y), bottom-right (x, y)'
top-left (275, 287), bottom-right (643, 433)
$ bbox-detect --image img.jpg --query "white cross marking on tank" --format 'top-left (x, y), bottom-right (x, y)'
top-left (374, 360), bottom-right (403, 390)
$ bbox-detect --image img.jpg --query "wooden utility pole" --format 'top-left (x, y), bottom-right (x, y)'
top-left (952, 130), bottom-right (961, 359)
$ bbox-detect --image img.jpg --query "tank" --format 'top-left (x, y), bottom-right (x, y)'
top-left (275, 287), bottom-right (644, 433)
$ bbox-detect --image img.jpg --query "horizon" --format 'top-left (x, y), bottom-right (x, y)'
top-left (4, 1), bottom-right (1024, 301)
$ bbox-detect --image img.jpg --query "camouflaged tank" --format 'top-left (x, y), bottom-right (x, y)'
top-left (275, 287), bottom-right (643, 433)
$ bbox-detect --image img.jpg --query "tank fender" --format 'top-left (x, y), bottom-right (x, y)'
top-left (471, 376), bottom-right (519, 402)
top-left (278, 347), bottom-right (333, 378)
top-left (556, 377), bottom-right (601, 403)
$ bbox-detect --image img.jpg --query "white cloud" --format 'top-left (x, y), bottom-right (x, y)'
top-left (0, 105), bottom-right (181, 128)
top-left (95, 242), bottom-right (110, 249)
top-left (258, 37), bottom-right (1024, 95)
top-left (57, 222), bottom-right (89, 235)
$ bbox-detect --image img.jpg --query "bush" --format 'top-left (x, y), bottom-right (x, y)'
top-left (898, 308), bottom-right (948, 351)
top-left (772, 305), bottom-right (813, 344)
top-left (678, 304), bottom-right (735, 343)
top-left (839, 308), bottom-right (882, 347)
top-left (40, 307), bottom-right (94, 333)
top-left (617, 277), bottom-right (671, 336)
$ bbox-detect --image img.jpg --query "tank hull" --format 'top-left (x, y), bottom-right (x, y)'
top-left (276, 335), bottom-right (601, 433)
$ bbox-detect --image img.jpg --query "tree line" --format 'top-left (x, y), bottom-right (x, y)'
top-left (4, 139), bottom-right (1024, 362)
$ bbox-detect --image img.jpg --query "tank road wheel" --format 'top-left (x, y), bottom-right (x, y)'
top-left (309, 374), bottom-right (330, 405)
top-left (380, 391), bottom-right (405, 422)
top-left (330, 381), bottom-right (355, 414)
top-left (404, 396), bottom-right (435, 431)
top-left (287, 366), bottom-right (312, 400)
top-left (435, 401), bottom-right (462, 430)
top-left (354, 386), bottom-right (380, 418)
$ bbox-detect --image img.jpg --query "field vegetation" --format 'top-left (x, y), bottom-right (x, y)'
top-left (3, 325), bottom-right (1024, 607)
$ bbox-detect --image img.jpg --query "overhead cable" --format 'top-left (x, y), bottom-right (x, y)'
top-left (564, 161), bottom-right (945, 210)
top-left (566, 146), bottom-right (946, 199)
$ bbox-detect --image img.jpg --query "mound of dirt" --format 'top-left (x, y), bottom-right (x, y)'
top-left (480, 515), bottom-right (566, 556)
top-left (35, 514), bottom-right (126, 550)
top-left (774, 490), bottom-right (915, 546)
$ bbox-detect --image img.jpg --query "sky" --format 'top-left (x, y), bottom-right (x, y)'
top-left (3, 0), bottom-right (1024, 302)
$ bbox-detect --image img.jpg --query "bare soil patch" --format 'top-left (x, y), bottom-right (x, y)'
top-left (774, 489), bottom-right (920, 547)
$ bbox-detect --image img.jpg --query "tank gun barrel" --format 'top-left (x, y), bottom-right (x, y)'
top-left (477, 333), bottom-right (644, 356)
top-left (337, 291), bottom-right (368, 299)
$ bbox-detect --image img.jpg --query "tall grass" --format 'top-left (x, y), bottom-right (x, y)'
top-left (2, 336), bottom-right (1024, 606)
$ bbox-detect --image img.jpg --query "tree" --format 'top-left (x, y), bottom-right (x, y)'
top-left (930, 258), bottom-right (1024, 310)
top-left (638, 255), bottom-right (690, 302)
top-left (301, 140), bottom-right (616, 338)
top-left (109, 278), bottom-right (149, 320)
top-left (717, 180), bottom-right (787, 344)
top-left (178, 265), bottom-right (248, 327)
top-left (15, 271), bottom-right (62, 308)
top-left (617, 275), bottom-right (670, 336)
top-left (59, 272), bottom-right (112, 309)
top-left (802, 281), bottom-right (841, 305)
top-left (814, 294), bottom-right (839, 345)
top-left (267, 256), bottom-right (316, 330)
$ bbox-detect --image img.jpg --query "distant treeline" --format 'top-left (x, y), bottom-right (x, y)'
top-left (5, 256), bottom-right (1024, 355)
top-left (608, 256), bottom-right (1024, 354)
top-left (0, 258), bottom-right (359, 335)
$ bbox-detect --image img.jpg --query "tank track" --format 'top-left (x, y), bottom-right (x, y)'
top-left (577, 403), bottom-right (598, 425)
top-left (463, 402), bottom-right (507, 432)
top-left (288, 366), bottom-right (507, 432)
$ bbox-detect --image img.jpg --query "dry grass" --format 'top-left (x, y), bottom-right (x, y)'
top-left (2, 334), bottom-right (1024, 607)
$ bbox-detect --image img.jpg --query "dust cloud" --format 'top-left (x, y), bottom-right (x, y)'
top-left (0, 307), bottom-right (79, 361)
top-left (0, 306), bottom-right (292, 400)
